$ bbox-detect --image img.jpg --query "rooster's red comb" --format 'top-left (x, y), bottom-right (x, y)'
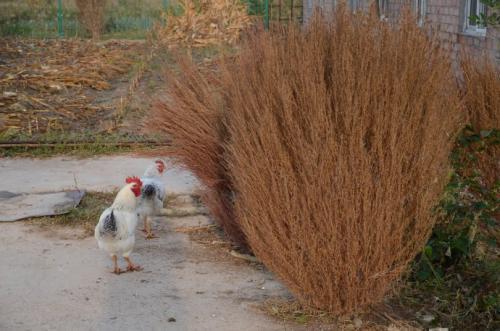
top-left (126, 176), bottom-right (142, 186)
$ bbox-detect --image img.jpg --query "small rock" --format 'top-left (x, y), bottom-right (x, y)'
top-left (49, 84), bottom-right (62, 92)
top-left (168, 317), bottom-right (176, 322)
top-left (419, 314), bottom-right (435, 323)
top-left (353, 317), bottom-right (362, 328)
top-left (169, 195), bottom-right (194, 207)
top-left (3, 91), bottom-right (17, 97)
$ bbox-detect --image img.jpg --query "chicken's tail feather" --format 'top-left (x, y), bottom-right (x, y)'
top-left (100, 210), bottom-right (117, 236)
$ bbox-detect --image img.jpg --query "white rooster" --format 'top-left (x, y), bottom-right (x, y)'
top-left (138, 159), bottom-right (166, 239)
top-left (95, 176), bottom-right (143, 274)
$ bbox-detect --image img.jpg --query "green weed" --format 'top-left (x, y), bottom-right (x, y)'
top-left (405, 127), bottom-right (499, 330)
top-left (27, 191), bottom-right (116, 236)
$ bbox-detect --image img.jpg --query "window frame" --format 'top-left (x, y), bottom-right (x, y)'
top-left (414, 0), bottom-right (427, 26)
top-left (378, 0), bottom-right (387, 19)
top-left (464, 0), bottom-right (487, 35)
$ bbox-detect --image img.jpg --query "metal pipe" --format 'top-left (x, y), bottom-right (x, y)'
top-left (57, 0), bottom-right (64, 37)
top-left (264, 0), bottom-right (270, 29)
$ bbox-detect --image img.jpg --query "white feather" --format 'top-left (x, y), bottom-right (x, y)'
top-left (95, 183), bottom-right (140, 257)
top-left (138, 163), bottom-right (166, 218)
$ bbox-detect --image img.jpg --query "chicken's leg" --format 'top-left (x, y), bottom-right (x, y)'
top-left (111, 255), bottom-right (122, 275)
top-left (144, 216), bottom-right (158, 239)
top-left (124, 256), bottom-right (143, 272)
top-left (141, 215), bottom-right (148, 233)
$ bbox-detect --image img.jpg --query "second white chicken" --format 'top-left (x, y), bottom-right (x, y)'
top-left (138, 160), bottom-right (166, 239)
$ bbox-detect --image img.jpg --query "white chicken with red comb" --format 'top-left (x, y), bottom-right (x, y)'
top-left (138, 160), bottom-right (167, 239)
top-left (95, 176), bottom-right (144, 274)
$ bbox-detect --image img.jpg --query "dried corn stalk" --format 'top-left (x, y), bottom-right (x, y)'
top-left (156, 0), bottom-right (253, 48)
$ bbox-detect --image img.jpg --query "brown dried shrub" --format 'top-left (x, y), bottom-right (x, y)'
top-left (460, 55), bottom-right (499, 187)
top-left (461, 55), bottom-right (500, 131)
top-left (148, 58), bottom-right (247, 247)
top-left (223, 8), bottom-right (462, 313)
top-left (76, 0), bottom-right (107, 40)
top-left (148, 7), bottom-right (463, 312)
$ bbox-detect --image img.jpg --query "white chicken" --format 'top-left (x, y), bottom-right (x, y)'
top-left (138, 159), bottom-right (166, 239)
top-left (95, 176), bottom-right (143, 274)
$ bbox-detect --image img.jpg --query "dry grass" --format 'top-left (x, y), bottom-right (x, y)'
top-left (149, 7), bottom-right (463, 313)
top-left (224, 8), bottom-right (462, 313)
top-left (155, 0), bottom-right (253, 49)
top-left (147, 57), bottom-right (248, 248)
top-left (461, 55), bottom-right (500, 132)
top-left (260, 297), bottom-right (421, 330)
top-left (75, 0), bottom-right (107, 39)
top-left (0, 39), bottom-right (139, 137)
top-left (460, 54), bottom-right (499, 188)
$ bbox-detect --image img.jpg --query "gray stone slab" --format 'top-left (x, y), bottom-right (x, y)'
top-left (0, 190), bottom-right (85, 222)
top-left (0, 191), bottom-right (20, 200)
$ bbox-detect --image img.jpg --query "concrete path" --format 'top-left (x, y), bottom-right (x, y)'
top-left (0, 156), bottom-right (199, 194)
top-left (0, 156), bottom-right (301, 331)
top-left (0, 217), bottom-right (298, 331)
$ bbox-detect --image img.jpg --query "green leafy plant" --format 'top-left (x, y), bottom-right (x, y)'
top-left (407, 127), bottom-right (499, 329)
top-left (470, 0), bottom-right (500, 27)
top-left (415, 127), bottom-right (499, 282)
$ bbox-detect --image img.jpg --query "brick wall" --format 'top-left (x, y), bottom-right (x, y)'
top-left (301, 0), bottom-right (500, 65)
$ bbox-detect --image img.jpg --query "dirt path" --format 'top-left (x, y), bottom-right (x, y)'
top-left (0, 156), bottom-right (301, 331)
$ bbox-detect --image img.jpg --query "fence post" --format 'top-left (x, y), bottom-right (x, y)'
top-left (57, 0), bottom-right (63, 37)
top-left (264, 0), bottom-right (269, 29)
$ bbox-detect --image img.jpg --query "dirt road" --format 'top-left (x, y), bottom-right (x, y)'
top-left (0, 156), bottom-right (301, 331)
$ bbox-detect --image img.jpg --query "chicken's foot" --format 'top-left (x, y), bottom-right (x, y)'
top-left (143, 217), bottom-right (158, 239)
top-left (111, 255), bottom-right (122, 275)
top-left (124, 256), bottom-right (143, 272)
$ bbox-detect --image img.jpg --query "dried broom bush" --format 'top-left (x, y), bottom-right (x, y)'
top-left (461, 55), bottom-right (500, 131)
top-left (460, 55), bottom-right (499, 187)
top-left (76, 0), bottom-right (107, 40)
top-left (148, 58), bottom-right (247, 247)
top-left (223, 8), bottom-right (462, 313)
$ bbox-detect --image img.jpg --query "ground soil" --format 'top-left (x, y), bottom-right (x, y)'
top-left (0, 156), bottom-right (305, 331)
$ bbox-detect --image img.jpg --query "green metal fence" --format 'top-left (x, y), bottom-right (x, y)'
top-left (0, 0), bottom-right (301, 39)
top-left (0, 0), bottom-right (168, 38)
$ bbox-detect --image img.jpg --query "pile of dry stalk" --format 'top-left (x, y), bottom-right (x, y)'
top-left (0, 39), bottom-right (139, 136)
top-left (156, 0), bottom-right (253, 48)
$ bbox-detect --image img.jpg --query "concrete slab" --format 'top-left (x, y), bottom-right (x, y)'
top-left (0, 156), bottom-right (199, 195)
top-left (0, 190), bottom-right (84, 222)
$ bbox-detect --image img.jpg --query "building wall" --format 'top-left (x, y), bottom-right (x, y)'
top-left (302, 0), bottom-right (499, 65)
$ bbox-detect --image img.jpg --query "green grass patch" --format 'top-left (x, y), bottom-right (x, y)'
top-left (0, 131), bottom-right (166, 158)
top-left (27, 191), bottom-right (115, 237)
